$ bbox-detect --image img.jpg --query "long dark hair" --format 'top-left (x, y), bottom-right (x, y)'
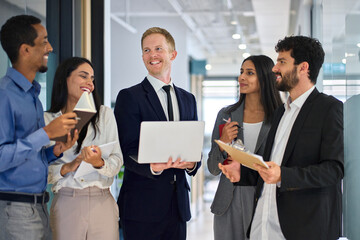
top-left (48, 57), bottom-right (101, 153)
top-left (226, 55), bottom-right (282, 123)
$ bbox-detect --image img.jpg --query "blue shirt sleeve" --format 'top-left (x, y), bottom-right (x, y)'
top-left (45, 145), bottom-right (63, 164)
top-left (0, 92), bottom-right (50, 172)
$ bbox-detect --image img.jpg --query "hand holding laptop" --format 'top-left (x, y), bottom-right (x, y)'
top-left (150, 157), bottom-right (196, 172)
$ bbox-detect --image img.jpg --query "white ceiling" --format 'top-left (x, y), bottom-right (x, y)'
top-left (4, 0), bottom-right (360, 64)
top-left (110, 0), bottom-right (297, 62)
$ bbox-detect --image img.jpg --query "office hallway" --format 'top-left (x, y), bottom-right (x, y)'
top-left (187, 203), bottom-right (214, 240)
top-left (187, 177), bottom-right (218, 240)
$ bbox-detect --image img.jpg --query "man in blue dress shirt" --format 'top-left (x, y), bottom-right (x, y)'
top-left (0, 15), bottom-right (79, 240)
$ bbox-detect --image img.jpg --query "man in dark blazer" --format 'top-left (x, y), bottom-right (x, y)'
top-left (222, 36), bottom-right (344, 240)
top-left (114, 27), bottom-right (201, 240)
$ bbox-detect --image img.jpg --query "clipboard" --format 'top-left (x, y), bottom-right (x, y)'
top-left (133, 121), bottom-right (205, 164)
top-left (215, 139), bottom-right (269, 170)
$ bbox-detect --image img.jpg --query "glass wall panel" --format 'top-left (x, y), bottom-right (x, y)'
top-left (321, 0), bottom-right (360, 238)
top-left (343, 12), bottom-right (360, 240)
top-left (201, 77), bottom-right (238, 202)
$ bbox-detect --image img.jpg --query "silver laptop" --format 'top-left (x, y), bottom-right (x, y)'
top-left (131, 121), bottom-right (204, 164)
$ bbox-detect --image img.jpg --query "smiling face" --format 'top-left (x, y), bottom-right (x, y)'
top-left (238, 60), bottom-right (260, 95)
top-left (142, 33), bottom-right (177, 83)
top-left (67, 63), bottom-right (94, 104)
top-left (272, 50), bottom-right (299, 92)
top-left (29, 24), bottom-right (53, 73)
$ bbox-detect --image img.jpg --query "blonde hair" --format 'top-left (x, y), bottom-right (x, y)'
top-left (141, 27), bottom-right (176, 51)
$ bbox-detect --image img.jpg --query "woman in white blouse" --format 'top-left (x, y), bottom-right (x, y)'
top-left (44, 57), bottom-right (123, 240)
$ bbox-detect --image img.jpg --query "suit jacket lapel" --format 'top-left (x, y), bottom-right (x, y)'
top-left (281, 88), bottom-right (320, 166)
top-left (174, 84), bottom-right (186, 120)
top-left (254, 121), bottom-right (271, 154)
top-left (229, 102), bottom-right (271, 154)
top-left (141, 78), bottom-right (167, 121)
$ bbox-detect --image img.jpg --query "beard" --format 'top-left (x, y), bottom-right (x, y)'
top-left (276, 66), bottom-right (299, 92)
top-left (38, 65), bottom-right (48, 73)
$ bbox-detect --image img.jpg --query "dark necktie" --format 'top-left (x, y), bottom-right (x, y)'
top-left (162, 85), bottom-right (174, 121)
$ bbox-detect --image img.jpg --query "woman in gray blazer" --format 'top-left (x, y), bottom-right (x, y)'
top-left (207, 55), bottom-right (282, 240)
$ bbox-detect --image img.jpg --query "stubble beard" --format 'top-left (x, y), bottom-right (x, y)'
top-left (38, 65), bottom-right (48, 73)
top-left (276, 67), bottom-right (299, 92)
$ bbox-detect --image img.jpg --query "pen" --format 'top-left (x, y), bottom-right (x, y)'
top-left (222, 118), bottom-right (242, 129)
top-left (75, 117), bottom-right (81, 121)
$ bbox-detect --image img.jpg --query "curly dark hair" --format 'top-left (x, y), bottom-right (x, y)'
top-left (226, 55), bottom-right (283, 123)
top-left (0, 15), bottom-right (41, 64)
top-left (275, 36), bottom-right (325, 84)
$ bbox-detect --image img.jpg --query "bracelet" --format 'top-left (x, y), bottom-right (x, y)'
top-left (94, 158), bottom-right (105, 169)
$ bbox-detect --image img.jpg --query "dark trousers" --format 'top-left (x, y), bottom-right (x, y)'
top-left (121, 190), bottom-right (186, 240)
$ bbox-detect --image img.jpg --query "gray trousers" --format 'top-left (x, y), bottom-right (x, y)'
top-left (213, 186), bottom-right (255, 240)
top-left (0, 200), bottom-right (51, 240)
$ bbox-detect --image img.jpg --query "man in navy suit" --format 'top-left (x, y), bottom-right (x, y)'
top-left (114, 27), bottom-right (201, 240)
top-left (221, 36), bottom-right (343, 240)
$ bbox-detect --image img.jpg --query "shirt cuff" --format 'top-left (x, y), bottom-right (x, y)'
top-left (150, 165), bottom-right (163, 175)
top-left (28, 128), bottom-right (50, 151)
top-left (45, 146), bottom-right (63, 163)
top-left (186, 162), bottom-right (197, 173)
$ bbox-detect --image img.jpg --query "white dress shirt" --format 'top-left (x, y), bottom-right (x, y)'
top-left (44, 105), bottom-right (123, 193)
top-left (250, 86), bottom-right (315, 240)
top-left (147, 74), bottom-right (180, 121)
top-left (146, 74), bottom-right (196, 174)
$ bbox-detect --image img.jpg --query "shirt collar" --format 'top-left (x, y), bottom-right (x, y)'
top-left (6, 67), bottom-right (41, 94)
top-left (285, 85), bottom-right (315, 111)
top-left (147, 74), bottom-right (174, 92)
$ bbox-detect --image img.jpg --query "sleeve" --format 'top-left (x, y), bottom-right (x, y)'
top-left (96, 106), bottom-right (123, 177)
top-left (48, 161), bottom-right (65, 184)
top-left (186, 93), bottom-right (201, 176)
top-left (44, 113), bottom-right (65, 184)
top-left (0, 91), bottom-right (50, 172)
top-left (279, 100), bottom-right (344, 192)
top-left (44, 145), bottom-right (61, 164)
top-left (114, 88), bottom-right (157, 179)
top-left (207, 108), bottom-right (229, 176)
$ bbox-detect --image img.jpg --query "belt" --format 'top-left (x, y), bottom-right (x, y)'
top-left (0, 191), bottom-right (49, 204)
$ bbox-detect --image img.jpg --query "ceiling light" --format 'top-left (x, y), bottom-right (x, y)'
top-left (342, 58), bottom-right (346, 64)
top-left (242, 52), bottom-right (250, 58)
top-left (345, 52), bottom-right (355, 57)
top-left (243, 11), bottom-right (255, 17)
top-left (238, 44), bottom-right (247, 50)
top-left (232, 33), bottom-right (241, 39)
top-left (205, 64), bottom-right (212, 70)
top-left (230, 14), bottom-right (238, 25)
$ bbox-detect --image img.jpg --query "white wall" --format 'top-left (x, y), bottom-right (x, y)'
top-left (110, 17), bottom-right (189, 103)
top-left (206, 61), bottom-right (240, 76)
